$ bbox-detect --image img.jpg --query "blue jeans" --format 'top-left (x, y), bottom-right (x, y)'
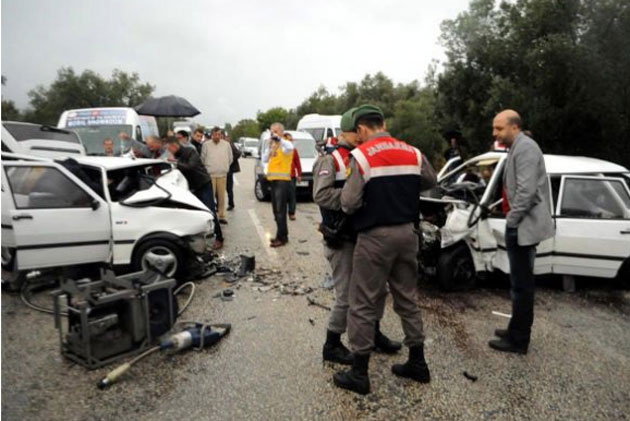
top-left (505, 227), bottom-right (536, 347)
top-left (195, 182), bottom-right (223, 242)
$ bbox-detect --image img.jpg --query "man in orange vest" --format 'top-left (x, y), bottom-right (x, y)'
top-left (333, 105), bottom-right (437, 395)
top-left (262, 122), bottom-right (295, 247)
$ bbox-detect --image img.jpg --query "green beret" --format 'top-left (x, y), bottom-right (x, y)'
top-left (340, 107), bottom-right (357, 132)
top-left (352, 104), bottom-right (384, 127)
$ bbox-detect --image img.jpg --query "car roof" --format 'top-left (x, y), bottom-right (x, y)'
top-left (284, 130), bottom-right (315, 141)
top-left (69, 156), bottom-right (167, 170)
top-left (472, 152), bottom-right (628, 174)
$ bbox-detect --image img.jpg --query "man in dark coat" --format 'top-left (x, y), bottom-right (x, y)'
top-left (167, 137), bottom-right (224, 249)
top-left (226, 135), bottom-right (241, 210)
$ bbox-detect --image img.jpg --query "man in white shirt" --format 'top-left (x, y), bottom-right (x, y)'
top-left (201, 127), bottom-right (233, 224)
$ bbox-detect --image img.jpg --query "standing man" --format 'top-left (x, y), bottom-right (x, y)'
top-left (262, 122), bottom-right (294, 247)
top-left (488, 109), bottom-right (554, 354)
top-left (166, 138), bottom-right (224, 249)
top-left (333, 105), bottom-right (437, 395)
top-left (226, 135), bottom-right (241, 211)
top-left (191, 128), bottom-right (205, 154)
top-left (284, 132), bottom-right (301, 220)
top-left (103, 138), bottom-right (115, 156)
top-left (201, 127), bottom-right (233, 225)
top-left (313, 108), bottom-right (401, 367)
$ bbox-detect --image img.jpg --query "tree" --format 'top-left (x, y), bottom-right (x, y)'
top-left (24, 67), bottom-right (154, 125)
top-left (231, 119), bottom-right (260, 141)
top-left (256, 107), bottom-right (291, 132)
top-left (2, 76), bottom-right (21, 121)
top-left (436, 0), bottom-right (630, 166)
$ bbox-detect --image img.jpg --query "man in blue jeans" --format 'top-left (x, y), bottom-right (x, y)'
top-left (488, 110), bottom-right (554, 354)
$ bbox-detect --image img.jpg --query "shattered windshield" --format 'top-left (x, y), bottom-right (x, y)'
top-left (106, 162), bottom-right (172, 202)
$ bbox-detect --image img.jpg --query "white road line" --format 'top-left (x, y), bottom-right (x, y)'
top-left (491, 311), bottom-right (512, 318)
top-left (248, 208), bottom-right (277, 261)
top-left (233, 177), bottom-right (240, 186)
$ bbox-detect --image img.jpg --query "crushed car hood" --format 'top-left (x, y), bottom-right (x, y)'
top-left (122, 172), bottom-right (207, 211)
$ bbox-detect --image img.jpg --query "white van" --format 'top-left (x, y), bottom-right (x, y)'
top-left (57, 107), bottom-right (159, 156)
top-left (296, 114), bottom-right (342, 148)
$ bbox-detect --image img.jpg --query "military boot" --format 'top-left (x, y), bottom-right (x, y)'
top-left (333, 353), bottom-right (370, 395)
top-left (391, 345), bottom-right (431, 383)
top-left (322, 330), bottom-right (353, 365)
top-left (374, 321), bottom-right (402, 354)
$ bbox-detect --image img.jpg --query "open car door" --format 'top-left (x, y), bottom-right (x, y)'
top-left (554, 175), bottom-right (630, 278)
top-left (2, 160), bottom-right (111, 270)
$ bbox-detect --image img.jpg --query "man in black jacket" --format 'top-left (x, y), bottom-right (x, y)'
top-left (167, 137), bottom-right (223, 249)
top-left (226, 134), bottom-right (241, 210)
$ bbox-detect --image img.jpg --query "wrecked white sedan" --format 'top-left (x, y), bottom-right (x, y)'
top-left (1, 153), bottom-right (214, 289)
top-left (419, 152), bottom-right (630, 290)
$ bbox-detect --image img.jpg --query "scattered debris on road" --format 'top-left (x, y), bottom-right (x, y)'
top-left (463, 371), bottom-right (478, 382)
top-left (307, 296), bottom-right (331, 311)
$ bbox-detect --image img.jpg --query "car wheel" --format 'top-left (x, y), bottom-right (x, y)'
top-left (437, 242), bottom-right (477, 291)
top-left (132, 239), bottom-right (184, 279)
top-left (255, 178), bottom-right (269, 201)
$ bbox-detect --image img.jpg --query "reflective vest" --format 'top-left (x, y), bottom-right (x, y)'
top-left (350, 136), bottom-right (423, 232)
top-left (266, 147), bottom-right (293, 181)
top-left (319, 144), bottom-right (355, 244)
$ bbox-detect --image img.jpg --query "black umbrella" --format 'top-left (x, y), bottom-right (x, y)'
top-left (134, 95), bottom-right (201, 117)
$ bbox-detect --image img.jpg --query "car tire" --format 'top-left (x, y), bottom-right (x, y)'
top-left (255, 178), bottom-right (270, 201)
top-left (132, 239), bottom-right (184, 280)
top-left (437, 242), bottom-right (477, 291)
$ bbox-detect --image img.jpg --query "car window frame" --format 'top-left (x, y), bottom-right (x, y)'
top-left (2, 161), bottom-right (105, 210)
top-left (556, 174), bottom-right (630, 220)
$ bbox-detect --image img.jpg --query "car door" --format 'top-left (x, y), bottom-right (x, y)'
top-left (553, 175), bottom-right (630, 278)
top-left (2, 161), bottom-right (112, 270)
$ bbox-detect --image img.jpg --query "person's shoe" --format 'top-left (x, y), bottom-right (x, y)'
top-left (212, 240), bottom-right (223, 250)
top-left (333, 353), bottom-right (370, 395)
top-left (374, 322), bottom-right (402, 354)
top-left (227, 205), bottom-right (234, 211)
top-left (323, 330), bottom-right (353, 365)
top-left (494, 328), bottom-right (508, 338)
top-left (270, 239), bottom-right (287, 248)
top-left (289, 214), bottom-right (296, 221)
top-left (219, 219), bottom-right (228, 225)
top-left (391, 345), bottom-right (431, 383)
top-left (488, 338), bottom-right (528, 355)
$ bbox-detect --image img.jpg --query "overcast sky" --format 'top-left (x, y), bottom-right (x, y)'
top-left (2, 0), bottom-right (468, 125)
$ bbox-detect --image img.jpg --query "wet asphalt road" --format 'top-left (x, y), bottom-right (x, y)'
top-left (2, 158), bottom-right (630, 420)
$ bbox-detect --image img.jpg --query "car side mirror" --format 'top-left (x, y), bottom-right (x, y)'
top-left (91, 199), bottom-right (101, 211)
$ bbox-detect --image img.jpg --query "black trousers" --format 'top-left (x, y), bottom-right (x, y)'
top-left (505, 227), bottom-right (536, 347)
top-left (226, 170), bottom-right (235, 208)
top-left (270, 180), bottom-right (290, 241)
top-left (194, 182), bottom-right (223, 242)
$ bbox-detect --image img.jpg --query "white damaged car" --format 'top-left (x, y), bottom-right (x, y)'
top-left (419, 152), bottom-right (630, 290)
top-left (1, 153), bottom-right (214, 289)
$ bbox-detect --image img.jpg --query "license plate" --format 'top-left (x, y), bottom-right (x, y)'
top-left (296, 181), bottom-right (309, 187)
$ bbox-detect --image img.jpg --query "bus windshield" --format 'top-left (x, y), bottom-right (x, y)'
top-left (68, 125), bottom-right (133, 155)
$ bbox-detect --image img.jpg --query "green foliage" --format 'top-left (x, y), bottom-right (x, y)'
top-left (436, 0), bottom-right (630, 166)
top-left (256, 107), bottom-right (293, 132)
top-left (22, 67), bottom-right (154, 125)
top-left (2, 99), bottom-right (21, 121)
top-left (231, 119), bottom-right (260, 141)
